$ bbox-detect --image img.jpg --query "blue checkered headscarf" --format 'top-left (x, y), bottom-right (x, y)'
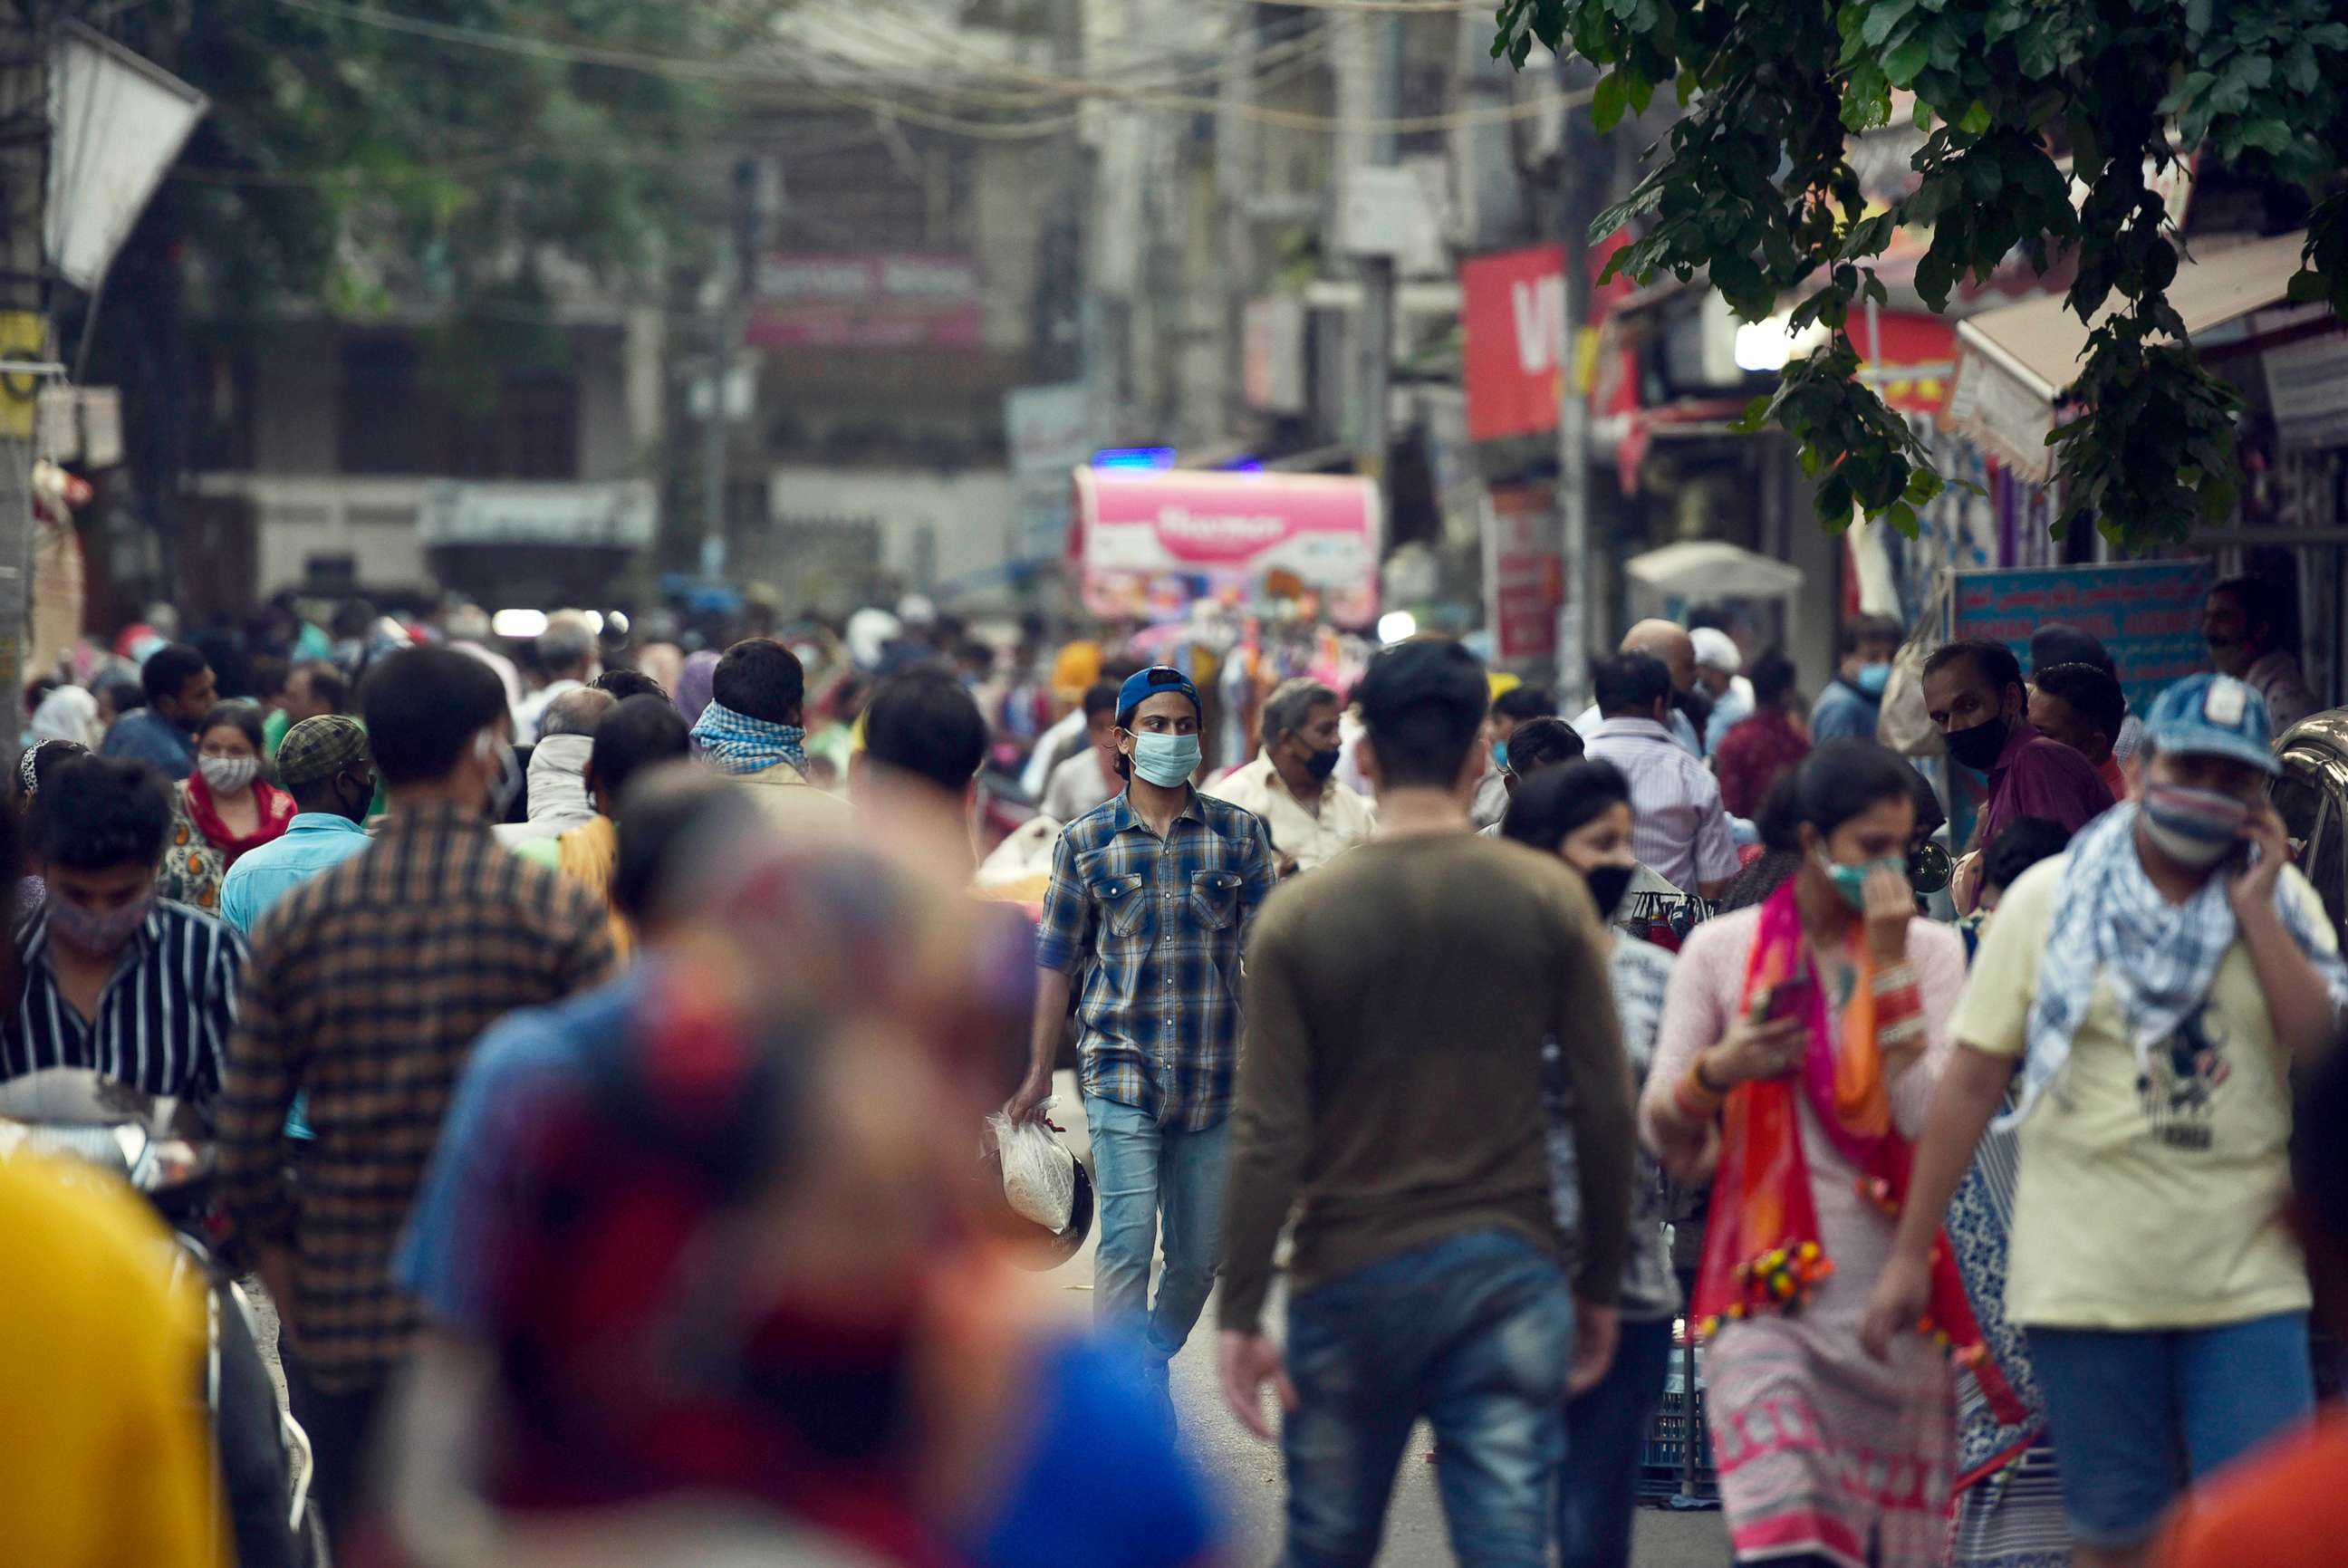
top-left (690, 699), bottom-right (809, 777)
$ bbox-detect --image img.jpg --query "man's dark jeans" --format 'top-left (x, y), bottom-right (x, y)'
top-left (284, 1347), bottom-right (389, 1557)
top-left (1280, 1228), bottom-right (1572, 1568)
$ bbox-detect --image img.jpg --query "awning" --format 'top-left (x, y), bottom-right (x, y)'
top-left (1948, 230), bottom-right (2310, 481)
top-left (1623, 540), bottom-right (1804, 601)
top-left (1069, 468), bottom-right (1382, 629)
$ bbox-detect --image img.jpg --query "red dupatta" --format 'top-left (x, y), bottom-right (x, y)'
top-left (1692, 882), bottom-right (2026, 1424)
top-left (184, 773), bottom-right (295, 865)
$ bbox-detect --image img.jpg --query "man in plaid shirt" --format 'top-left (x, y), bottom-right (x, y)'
top-left (1009, 665), bottom-right (1276, 1409)
top-left (218, 647), bottom-right (615, 1552)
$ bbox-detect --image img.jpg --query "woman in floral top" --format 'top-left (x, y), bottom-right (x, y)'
top-left (155, 702), bottom-right (293, 914)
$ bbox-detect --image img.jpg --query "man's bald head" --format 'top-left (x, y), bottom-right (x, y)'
top-left (540, 686), bottom-right (617, 739)
top-left (1621, 619), bottom-right (1698, 693)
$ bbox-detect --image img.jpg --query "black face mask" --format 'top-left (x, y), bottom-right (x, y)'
top-left (1583, 862), bottom-right (1636, 923)
top-left (1943, 713), bottom-right (2009, 772)
top-left (1303, 746), bottom-right (1342, 782)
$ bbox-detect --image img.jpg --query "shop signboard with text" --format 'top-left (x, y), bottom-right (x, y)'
top-left (1461, 245), bottom-right (1566, 443)
top-left (1949, 559), bottom-right (2212, 717)
top-left (748, 254), bottom-right (984, 350)
top-left (1484, 484), bottom-right (1561, 664)
top-left (1071, 469), bottom-right (1381, 629)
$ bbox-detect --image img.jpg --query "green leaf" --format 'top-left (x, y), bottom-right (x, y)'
top-left (1731, 393), bottom-right (1775, 434)
top-left (1958, 100), bottom-right (1992, 135)
top-left (1904, 467), bottom-right (1945, 504)
top-left (2285, 43), bottom-right (2319, 92)
top-left (1593, 70), bottom-right (1630, 132)
top-left (1882, 499), bottom-right (1920, 536)
top-left (2241, 119), bottom-right (2292, 155)
top-left (1862, 0), bottom-right (1918, 48)
top-left (1883, 34), bottom-right (1930, 85)
top-left (2286, 269), bottom-right (2329, 303)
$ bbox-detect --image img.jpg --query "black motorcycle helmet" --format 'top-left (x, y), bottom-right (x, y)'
top-left (976, 1131), bottom-right (1095, 1270)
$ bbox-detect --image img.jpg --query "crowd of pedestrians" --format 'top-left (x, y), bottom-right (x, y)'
top-left (0, 571), bottom-right (2341, 1568)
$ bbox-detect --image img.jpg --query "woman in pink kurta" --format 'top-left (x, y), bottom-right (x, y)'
top-left (1643, 743), bottom-right (1972, 1568)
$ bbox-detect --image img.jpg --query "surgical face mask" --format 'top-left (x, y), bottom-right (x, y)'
top-left (49, 891), bottom-right (154, 956)
top-left (1853, 662), bottom-right (1891, 697)
top-left (1126, 730), bottom-right (1201, 789)
top-left (477, 731), bottom-right (523, 819)
top-left (1583, 862), bottom-right (1636, 923)
top-left (1814, 847), bottom-right (1907, 913)
top-left (2141, 782), bottom-right (2251, 869)
top-left (1304, 745), bottom-right (1342, 782)
top-left (198, 755), bottom-right (259, 794)
top-left (1942, 713), bottom-right (2009, 772)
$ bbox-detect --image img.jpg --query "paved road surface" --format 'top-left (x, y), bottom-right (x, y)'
top-left (1040, 1077), bottom-right (1733, 1567)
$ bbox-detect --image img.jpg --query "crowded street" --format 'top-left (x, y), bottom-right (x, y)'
top-left (6, 2), bottom-right (2348, 1567)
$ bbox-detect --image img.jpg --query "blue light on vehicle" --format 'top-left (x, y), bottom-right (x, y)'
top-left (1092, 447), bottom-right (1177, 470)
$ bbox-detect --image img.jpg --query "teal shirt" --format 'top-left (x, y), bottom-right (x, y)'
top-left (217, 813), bottom-right (372, 938)
top-left (218, 812), bottom-right (372, 1144)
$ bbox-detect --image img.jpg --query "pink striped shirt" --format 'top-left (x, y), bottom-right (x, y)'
top-left (1584, 717), bottom-right (1743, 892)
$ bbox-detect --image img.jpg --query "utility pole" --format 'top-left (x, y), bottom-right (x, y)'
top-left (1216, 4), bottom-right (1256, 436)
top-left (0, 0), bottom-right (53, 742)
top-left (701, 156), bottom-right (768, 582)
top-left (1553, 60), bottom-right (1599, 712)
top-left (1340, 12), bottom-right (1402, 486)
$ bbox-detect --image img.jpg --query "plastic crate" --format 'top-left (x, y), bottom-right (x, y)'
top-left (1637, 1336), bottom-right (1721, 1509)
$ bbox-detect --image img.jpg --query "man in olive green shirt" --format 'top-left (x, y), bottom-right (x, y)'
top-left (1217, 638), bottom-right (1635, 1568)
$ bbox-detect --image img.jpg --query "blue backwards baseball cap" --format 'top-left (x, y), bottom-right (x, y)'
top-left (2144, 672), bottom-right (2279, 774)
top-left (1116, 666), bottom-right (1201, 727)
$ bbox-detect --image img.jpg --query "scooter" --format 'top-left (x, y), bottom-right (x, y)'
top-left (0, 1070), bottom-right (324, 1567)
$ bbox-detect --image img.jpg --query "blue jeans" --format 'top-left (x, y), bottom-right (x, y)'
top-left (1556, 1313), bottom-right (1674, 1568)
top-left (1083, 1094), bottom-right (1228, 1377)
top-left (2027, 1311), bottom-right (2315, 1548)
top-left (1281, 1228), bottom-right (1572, 1568)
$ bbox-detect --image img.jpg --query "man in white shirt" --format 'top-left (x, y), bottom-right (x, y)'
top-left (1040, 680), bottom-right (1126, 823)
top-left (1207, 678), bottom-right (1375, 874)
top-left (1582, 652), bottom-right (1739, 899)
top-left (1690, 627), bottom-right (1753, 756)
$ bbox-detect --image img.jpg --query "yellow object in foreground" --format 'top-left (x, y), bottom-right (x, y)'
top-left (0, 1149), bottom-right (220, 1565)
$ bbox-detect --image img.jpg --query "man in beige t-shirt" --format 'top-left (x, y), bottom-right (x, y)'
top-left (1862, 673), bottom-right (2348, 1568)
top-left (1205, 677), bottom-right (1373, 874)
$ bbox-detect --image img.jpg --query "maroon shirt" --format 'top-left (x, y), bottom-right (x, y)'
top-left (1715, 709), bottom-right (1812, 820)
top-left (1980, 721), bottom-right (2113, 849)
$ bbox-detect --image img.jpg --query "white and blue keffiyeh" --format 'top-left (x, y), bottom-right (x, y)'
top-left (689, 699), bottom-right (809, 777)
top-left (2002, 800), bottom-right (2348, 1130)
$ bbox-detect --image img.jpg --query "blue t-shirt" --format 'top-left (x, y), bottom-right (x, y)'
top-left (1808, 679), bottom-right (1881, 744)
top-left (396, 972), bottom-right (643, 1332)
top-left (99, 707), bottom-right (197, 779)
top-left (965, 1333), bottom-right (1223, 1568)
top-left (218, 813), bottom-right (371, 937)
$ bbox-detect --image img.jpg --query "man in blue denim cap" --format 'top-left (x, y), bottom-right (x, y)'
top-left (1010, 665), bottom-right (1276, 1414)
top-left (1867, 671), bottom-right (2348, 1568)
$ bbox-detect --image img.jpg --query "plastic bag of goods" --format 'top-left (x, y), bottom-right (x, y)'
top-left (986, 1108), bottom-right (1077, 1233)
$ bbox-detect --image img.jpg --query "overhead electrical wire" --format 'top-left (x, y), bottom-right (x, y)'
top-left (261, 0), bottom-right (1583, 138)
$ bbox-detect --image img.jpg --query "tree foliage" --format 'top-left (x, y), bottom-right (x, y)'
top-left (80, 0), bottom-right (778, 578)
top-left (1494, 0), bottom-right (2348, 549)
top-left (147, 1), bottom-right (771, 370)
